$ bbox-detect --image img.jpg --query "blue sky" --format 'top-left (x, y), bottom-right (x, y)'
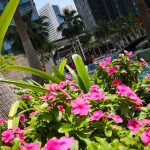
top-left (34, 0), bottom-right (76, 10)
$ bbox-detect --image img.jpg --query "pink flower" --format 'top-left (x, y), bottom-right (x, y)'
top-left (124, 50), bottom-right (133, 56)
top-left (21, 142), bottom-right (40, 150)
top-left (21, 94), bottom-right (32, 100)
top-left (107, 66), bottom-right (118, 76)
top-left (99, 57), bottom-right (112, 69)
top-left (112, 79), bottom-right (122, 86)
top-left (71, 97), bottom-right (90, 116)
top-left (147, 84), bottom-right (150, 92)
top-left (108, 115), bottom-right (123, 124)
top-left (66, 80), bottom-right (74, 86)
top-left (14, 128), bottom-right (25, 141)
top-left (90, 110), bottom-right (104, 121)
top-left (147, 104), bottom-right (150, 108)
top-left (45, 83), bottom-right (58, 91)
top-left (43, 92), bottom-right (58, 102)
top-left (65, 74), bottom-right (72, 80)
top-left (30, 110), bottom-right (39, 117)
top-left (127, 119), bottom-right (141, 135)
top-left (20, 114), bottom-right (25, 122)
top-left (59, 81), bottom-right (67, 89)
top-left (90, 85), bottom-right (99, 92)
top-left (42, 136), bottom-right (74, 150)
top-left (0, 117), bottom-right (7, 125)
top-left (70, 86), bottom-right (78, 92)
top-left (116, 85), bottom-right (143, 107)
top-left (116, 85), bottom-right (131, 97)
top-left (141, 128), bottom-right (150, 145)
top-left (84, 91), bottom-right (106, 101)
top-left (139, 119), bottom-right (150, 126)
top-left (140, 58), bottom-right (148, 67)
top-left (146, 74), bottom-right (150, 80)
top-left (2, 130), bottom-right (14, 143)
top-left (57, 105), bottom-right (65, 113)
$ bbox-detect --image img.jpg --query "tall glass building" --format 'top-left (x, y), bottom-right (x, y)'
top-left (74, 0), bottom-right (138, 31)
top-left (52, 5), bottom-right (64, 25)
top-left (0, 0), bottom-right (38, 54)
top-left (39, 3), bottom-right (62, 41)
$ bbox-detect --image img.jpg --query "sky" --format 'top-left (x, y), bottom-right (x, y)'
top-left (34, 0), bottom-right (76, 10)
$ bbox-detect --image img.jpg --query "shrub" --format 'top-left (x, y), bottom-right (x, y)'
top-left (0, 52), bottom-right (150, 150)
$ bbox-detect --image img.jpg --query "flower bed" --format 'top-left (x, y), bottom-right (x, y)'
top-left (0, 51), bottom-right (150, 150)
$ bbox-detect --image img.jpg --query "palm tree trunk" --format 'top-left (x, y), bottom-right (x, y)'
top-left (14, 10), bottom-right (43, 82)
top-left (136, 0), bottom-right (150, 45)
top-left (0, 73), bottom-right (17, 118)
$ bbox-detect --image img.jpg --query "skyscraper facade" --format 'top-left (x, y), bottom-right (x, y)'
top-left (39, 3), bottom-right (62, 41)
top-left (74, 0), bottom-right (137, 31)
top-left (73, 0), bottom-right (95, 31)
top-left (52, 5), bottom-right (64, 25)
top-left (0, 0), bottom-right (39, 54)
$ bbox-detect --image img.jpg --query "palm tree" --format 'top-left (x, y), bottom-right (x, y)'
top-left (13, 10), bottom-right (42, 82)
top-left (6, 11), bottom-right (54, 67)
top-left (57, 9), bottom-right (85, 59)
top-left (136, 0), bottom-right (150, 45)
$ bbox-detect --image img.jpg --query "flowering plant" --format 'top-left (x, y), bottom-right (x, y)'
top-left (1, 52), bottom-right (150, 150)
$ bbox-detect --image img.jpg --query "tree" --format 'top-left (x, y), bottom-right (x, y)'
top-left (94, 20), bottom-right (110, 52)
top-left (136, 0), bottom-right (150, 45)
top-left (13, 10), bottom-right (42, 82)
top-left (6, 11), bottom-right (55, 67)
top-left (57, 9), bottom-right (85, 59)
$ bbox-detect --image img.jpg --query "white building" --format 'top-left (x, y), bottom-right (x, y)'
top-left (38, 3), bottom-right (62, 41)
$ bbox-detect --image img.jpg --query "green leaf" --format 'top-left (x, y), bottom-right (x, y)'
top-left (104, 127), bottom-right (112, 137)
top-left (120, 102), bottom-right (130, 118)
top-left (40, 102), bottom-right (49, 109)
top-left (0, 146), bottom-right (11, 150)
top-left (8, 101), bottom-right (20, 129)
top-left (59, 59), bottom-right (67, 75)
top-left (0, 0), bottom-right (20, 52)
top-left (12, 138), bottom-right (21, 150)
top-left (74, 116), bottom-right (88, 128)
top-left (66, 65), bottom-right (78, 83)
top-left (5, 66), bottom-right (61, 83)
top-left (72, 54), bottom-right (90, 93)
top-left (87, 142), bottom-right (99, 150)
top-left (53, 66), bottom-right (65, 80)
top-left (58, 123), bottom-right (73, 133)
top-left (0, 79), bottom-right (49, 93)
top-left (70, 140), bottom-right (79, 150)
top-left (38, 113), bottom-right (52, 123)
top-left (95, 137), bottom-right (109, 150)
top-left (77, 75), bottom-right (87, 93)
top-left (52, 108), bottom-right (62, 122)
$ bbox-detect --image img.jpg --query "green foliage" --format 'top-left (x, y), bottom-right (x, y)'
top-left (5, 66), bottom-right (61, 83)
top-left (0, 0), bottom-right (19, 52)
top-left (8, 101), bottom-right (20, 129)
top-left (66, 65), bottom-right (78, 83)
top-left (57, 9), bottom-right (84, 38)
top-left (0, 79), bottom-right (49, 93)
top-left (94, 14), bottom-right (143, 49)
top-left (53, 66), bottom-right (65, 81)
top-left (5, 10), bottom-right (56, 65)
top-left (72, 54), bottom-right (90, 93)
top-left (58, 59), bottom-right (67, 75)
top-left (1, 53), bottom-right (150, 150)
top-left (0, 55), bottom-right (16, 76)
